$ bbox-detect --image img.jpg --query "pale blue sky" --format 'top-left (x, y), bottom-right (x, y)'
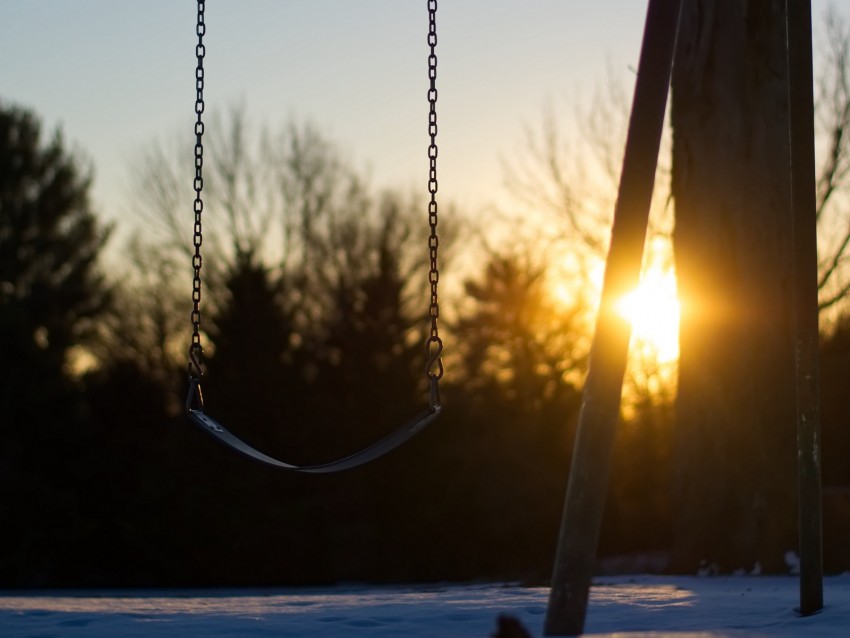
top-left (0, 1), bottom-right (845, 237)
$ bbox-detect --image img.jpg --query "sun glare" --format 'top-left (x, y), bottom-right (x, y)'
top-left (616, 267), bottom-right (680, 363)
top-left (548, 251), bottom-right (680, 403)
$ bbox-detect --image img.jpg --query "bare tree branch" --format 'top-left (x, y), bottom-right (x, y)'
top-left (815, 7), bottom-right (850, 311)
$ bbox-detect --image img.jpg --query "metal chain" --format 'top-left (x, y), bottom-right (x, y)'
top-left (189, 0), bottom-right (206, 381)
top-left (186, 1), bottom-right (439, 386)
top-left (425, 0), bottom-right (444, 381)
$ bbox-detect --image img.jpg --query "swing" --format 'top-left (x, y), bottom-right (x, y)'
top-left (184, 0), bottom-right (444, 474)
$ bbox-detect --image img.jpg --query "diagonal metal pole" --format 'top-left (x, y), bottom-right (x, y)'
top-left (543, 0), bottom-right (682, 634)
top-left (785, 0), bottom-right (824, 617)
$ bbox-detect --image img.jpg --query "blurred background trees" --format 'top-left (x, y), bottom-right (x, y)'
top-left (0, 102), bottom-right (591, 587)
top-left (0, 103), bottom-right (112, 583)
top-left (4, 5), bottom-right (850, 588)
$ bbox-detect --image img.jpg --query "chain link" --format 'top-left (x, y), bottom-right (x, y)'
top-left (425, 0), bottom-right (443, 381)
top-left (189, 0), bottom-right (206, 380)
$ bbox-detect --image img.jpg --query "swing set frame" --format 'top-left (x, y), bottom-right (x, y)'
top-left (544, 0), bottom-right (823, 634)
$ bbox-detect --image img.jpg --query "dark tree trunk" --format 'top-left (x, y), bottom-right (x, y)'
top-left (670, 0), bottom-right (798, 573)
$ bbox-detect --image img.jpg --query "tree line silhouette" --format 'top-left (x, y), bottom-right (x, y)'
top-left (3, 96), bottom-right (850, 589)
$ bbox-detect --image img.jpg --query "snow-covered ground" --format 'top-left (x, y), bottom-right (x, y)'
top-left (2, 575), bottom-right (850, 637)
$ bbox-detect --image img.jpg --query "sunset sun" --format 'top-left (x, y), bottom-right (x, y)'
top-left (616, 267), bottom-right (680, 364)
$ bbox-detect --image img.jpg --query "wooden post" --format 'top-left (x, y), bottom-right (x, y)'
top-left (785, 0), bottom-right (824, 616)
top-left (543, 0), bottom-right (682, 635)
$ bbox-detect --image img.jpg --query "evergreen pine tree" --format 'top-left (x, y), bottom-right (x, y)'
top-left (0, 103), bottom-right (110, 585)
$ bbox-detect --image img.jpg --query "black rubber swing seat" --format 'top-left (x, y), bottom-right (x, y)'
top-left (182, 0), bottom-right (444, 475)
top-left (186, 379), bottom-right (441, 474)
